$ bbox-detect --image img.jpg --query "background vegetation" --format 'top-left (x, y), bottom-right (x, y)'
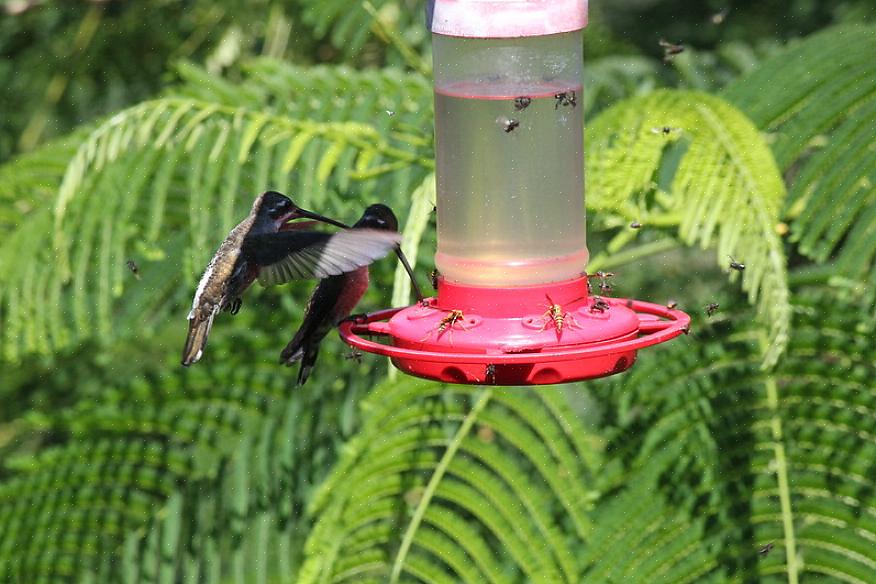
top-left (1, 0), bottom-right (875, 582)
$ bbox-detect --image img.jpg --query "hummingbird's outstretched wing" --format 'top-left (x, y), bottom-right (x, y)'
top-left (249, 228), bottom-right (401, 286)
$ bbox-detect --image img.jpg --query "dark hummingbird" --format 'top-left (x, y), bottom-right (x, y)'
top-left (182, 191), bottom-right (401, 366)
top-left (280, 203), bottom-right (399, 385)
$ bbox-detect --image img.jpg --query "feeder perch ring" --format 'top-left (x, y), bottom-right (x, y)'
top-left (339, 295), bottom-right (690, 386)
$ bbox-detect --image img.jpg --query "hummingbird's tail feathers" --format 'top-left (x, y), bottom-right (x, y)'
top-left (182, 309), bottom-right (218, 366)
top-left (256, 229), bottom-right (401, 286)
top-left (278, 331), bottom-right (316, 385)
top-left (296, 343), bottom-right (321, 386)
top-left (279, 339), bottom-right (306, 365)
top-left (280, 316), bottom-right (334, 385)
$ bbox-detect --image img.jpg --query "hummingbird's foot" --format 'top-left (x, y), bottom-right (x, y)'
top-left (225, 298), bottom-right (242, 315)
top-left (340, 313), bottom-right (368, 324)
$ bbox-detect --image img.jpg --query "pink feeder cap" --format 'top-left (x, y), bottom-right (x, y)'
top-left (428, 0), bottom-right (588, 38)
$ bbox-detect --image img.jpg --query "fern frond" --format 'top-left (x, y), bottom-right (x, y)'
top-left (0, 135), bottom-right (78, 232)
top-left (300, 380), bottom-right (601, 583)
top-left (590, 288), bottom-right (876, 582)
top-left (582, 55), bottom-right (663, 115)
top-left (0, 61), bottom-right (434, 362)
top-left (0, 337), bottom-right (393, 582)
top-left (586, 89), bottom-right (790, 367)
top-left (299, 0), bottom-right (427, 60)
top-left (723, 25), bottom-right (876, 282)
top-left (391, 172), bottom-right (434, 309)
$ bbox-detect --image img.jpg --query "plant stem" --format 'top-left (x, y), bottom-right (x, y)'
top-left (390, 389), bottom-right (493, 583)
top-left (764, 373), bottom-right (799, 584)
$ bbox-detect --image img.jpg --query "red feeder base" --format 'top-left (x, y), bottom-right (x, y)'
top-left (339, 275), bottom-right (690, 386)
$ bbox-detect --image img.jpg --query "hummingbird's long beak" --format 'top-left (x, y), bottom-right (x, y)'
top-left (394, 245), bottom-right (424, 302)
top-left (296, 208), bottom-right (350, 229)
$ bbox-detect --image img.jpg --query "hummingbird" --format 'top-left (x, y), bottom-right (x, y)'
top-left (280, 203), bottom-right (399, 385)
top-left (182, 191), bottom-right (401, 366)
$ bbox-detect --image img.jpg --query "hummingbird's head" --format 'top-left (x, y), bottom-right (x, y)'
top-left (256, 191), bottom-right (349, 229)
top-left (257, 191), bottom-right (296, 221)
top-left (356, 204), bottom-right (398, 231)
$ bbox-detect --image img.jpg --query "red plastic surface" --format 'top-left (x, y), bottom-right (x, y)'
top-left (339, 276), bottom-right (690, 385)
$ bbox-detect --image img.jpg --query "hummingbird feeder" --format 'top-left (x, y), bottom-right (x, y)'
top-left (339, 0), bottom-right (690, 385)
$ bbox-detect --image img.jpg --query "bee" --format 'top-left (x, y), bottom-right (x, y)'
top-left (497, 117), bottom-right (520, 133)
top-left (539, 295), bottom-right (580, 334)
top-left (554, 91), bottom-right (577, 109)
top-left (422, 309), bottom-right (468, 343)
top-left (659, 39), bottom-right (685, 63)
top-left (591, 297), bottom-right (610, 313)
top-left (729, 256), bottom-right (746, 271)
top-left (125, 259), bottom-right (141, 280)
top-left (430, 268), bottom-right (440, 290)
top-left (385, 110), bottom-right (395, 117)
top-left (344, 350), bottom-right (364, 364)
top-left (513, 96), bottom-right (532, 111)
top-left (485, 364), bottom-right (497, 385)
top-left (630, 221), bottom-right (642, 229)
top-left (651, 126), bottom-right (679, 136)
top-left (758, 542), bottom-right (774, 557)
top-left (705, 302), bottom-right (720, 317)
top-left (666, 299), bottom-right (679, 310)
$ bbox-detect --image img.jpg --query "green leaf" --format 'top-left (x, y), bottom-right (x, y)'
top-left (590, 287), bottom-right (876, 583)
top-left (300, 379), bottom-right (601, 583)
top-left (724, 24), bottom-right (876, 286)
top-left (586, 89), bottom-right (790, 367)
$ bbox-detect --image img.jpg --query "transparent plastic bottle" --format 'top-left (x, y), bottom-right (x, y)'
top-left (432, 29), bottom-right (587, 286)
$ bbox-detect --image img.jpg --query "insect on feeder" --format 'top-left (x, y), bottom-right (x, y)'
top-left (339, 0), bottom-right (690, 385)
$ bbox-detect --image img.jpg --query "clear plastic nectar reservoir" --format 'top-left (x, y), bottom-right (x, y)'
top-left (432, 29), bottom-right (587, 286)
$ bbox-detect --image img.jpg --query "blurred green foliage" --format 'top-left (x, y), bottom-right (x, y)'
top-left (1, 0), bottom-right (876, 582)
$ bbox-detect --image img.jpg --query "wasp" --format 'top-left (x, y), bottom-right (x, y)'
top-left (485, 364), bottom-right (497, 385)
top-left (126, 259), bottom-right (141, 280)
top-left (711, 8), bottom-right (728, 25)
top-left (539, 295), bottom-right (580, 334)
top-left (498, 117), bottom-right (520, 133)
top-left (591, 297), bottom-right (610, 313)
top-left (666, 299), bottom-right (679, 310)
top-left (422, 309), bottom-right (468, 343)
top-left (344, 349), bottom-right (364, 364)
top-left (758, 542), bottom-right (774, 557)
top-left (729, 256), bottom-right (745, 271)
top-left (477, 423), bottom-right (496, 441)
top-left (659, 39), bottom-right (685, 63)
top-left (554, 91), bottom-right (577, 109)
top-left (630, 221), bottom-right (642, 229)
top-left (588, 271), bottom-right (615, 295)
top-left (705, 302), bottom-right (720, 317)
top-left (513, 96), bottom-right (531, 111)
top-left (430, 268), bottom-right (440, 290)
top-left (589, 270), bottom-right (615, 280)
